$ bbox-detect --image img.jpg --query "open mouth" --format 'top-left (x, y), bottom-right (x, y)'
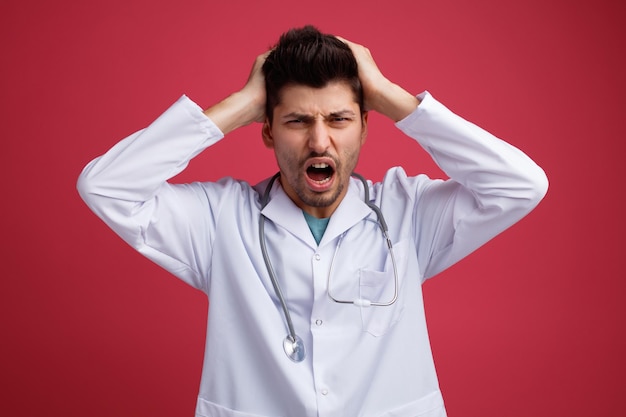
top-left (306, 162), bottom-right (334, 185)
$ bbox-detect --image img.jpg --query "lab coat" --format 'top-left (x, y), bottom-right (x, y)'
top-left (77, 92), bottom-right (548, 417)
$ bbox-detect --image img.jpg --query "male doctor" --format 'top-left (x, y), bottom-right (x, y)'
top-left (78, 26), bottom-right (548, 417)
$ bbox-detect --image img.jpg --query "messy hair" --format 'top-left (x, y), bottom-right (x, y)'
top-left (262, 25), bottom-right (363, 124)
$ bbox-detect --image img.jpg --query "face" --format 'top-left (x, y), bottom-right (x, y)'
top-left (262, 81), bottom-right (368, 218)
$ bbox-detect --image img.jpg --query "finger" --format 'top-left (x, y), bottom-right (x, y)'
top-left (335, 35), bottom-right (354, 45)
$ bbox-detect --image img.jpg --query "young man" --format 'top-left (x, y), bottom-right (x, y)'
top-left (78, 26), bottom-right (548, 417)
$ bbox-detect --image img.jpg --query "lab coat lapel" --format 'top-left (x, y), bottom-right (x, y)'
top-left (260, 177), bottom-right (372, 248)
top-left (260, 181), bottom-right (318, 248)
top-left (319, 179), bottom-right (372, 247)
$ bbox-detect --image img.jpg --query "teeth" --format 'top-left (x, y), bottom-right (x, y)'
top-left (312, 177), bottom-right (331, 184)
top-left (320, 177), bottom-right (330, 183)
top-left (311, 163), bottom-right (329, 169)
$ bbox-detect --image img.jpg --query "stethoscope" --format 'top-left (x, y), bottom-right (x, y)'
top-left (258, 172), bottom-right (399, 362)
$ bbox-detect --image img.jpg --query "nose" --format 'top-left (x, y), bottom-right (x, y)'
top-left (308, 120), bottom-right (331, 153)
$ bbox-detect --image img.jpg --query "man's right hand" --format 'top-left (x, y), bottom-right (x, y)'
top-left (203, 51), bottom-right (269, 134)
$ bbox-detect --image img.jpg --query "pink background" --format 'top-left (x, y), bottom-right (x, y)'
top-left (2, 0), bottom-right (624, 415)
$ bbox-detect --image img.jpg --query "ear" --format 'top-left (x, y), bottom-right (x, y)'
top-left (360, 111), bottom-right (369, 146)
top-left (262, 118), bottom-right (274, 149)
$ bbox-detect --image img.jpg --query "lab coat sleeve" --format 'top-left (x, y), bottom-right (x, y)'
top-left (76, 95), bottom-right (226, 291)
top-left (395, 92), bottom-right (549, 280)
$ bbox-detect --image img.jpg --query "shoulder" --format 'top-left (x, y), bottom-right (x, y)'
top-left (371, 167), bottom-right (438, 200)
top-left (171, 176), bottom-right (260, 213)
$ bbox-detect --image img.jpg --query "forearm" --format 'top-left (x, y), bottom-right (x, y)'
top-left (204, 90), bottom-right (264, 135)
top-left (398, 92), bottom-right (548, 204)
top-left (77, 51), bottom-right (267, 247)
top-left (77, 95), bottom-right (223, 206)
top-left (367, 79), bottom-right (420, 122)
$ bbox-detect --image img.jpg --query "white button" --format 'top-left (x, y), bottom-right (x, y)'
top-left (315, 319), bottom-right (323, 326)
top-left (314, 253), bottom-right (321, 261)
top-left (321, 389), bottom-right (329, 396)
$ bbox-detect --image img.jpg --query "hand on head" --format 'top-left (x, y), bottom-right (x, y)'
top-left (205, 27), bottom-right (418, 134)
top-left (240, 50), bottom-right (272, 124)
top-left (336, 36), bottom-right (419, 121)
top-left (335, 36), bottom-right (390, 113)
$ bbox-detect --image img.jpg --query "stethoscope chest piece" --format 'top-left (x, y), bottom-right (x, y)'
top-left (283, 335), bottom-right (306, 362)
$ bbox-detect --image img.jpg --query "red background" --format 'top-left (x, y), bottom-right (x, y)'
top-left (1, 0), bottom-right (624, 415)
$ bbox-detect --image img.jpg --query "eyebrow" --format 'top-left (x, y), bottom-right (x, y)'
top-left (280, 110), bottom-right (357, 121)
top-left (327, 110), bottom-right (357, 118)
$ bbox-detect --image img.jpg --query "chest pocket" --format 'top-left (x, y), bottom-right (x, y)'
top-left (359, 239), bottom-right (412, 336)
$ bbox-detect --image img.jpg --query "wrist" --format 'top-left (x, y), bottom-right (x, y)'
top-left (369, 81), bottom-right (420, 122)
top-left (204, 90), bottom-right (264, 134)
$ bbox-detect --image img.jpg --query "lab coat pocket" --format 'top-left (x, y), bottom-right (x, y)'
top-left (196, 397), bottom-right (270, 417)
top-left (359, 239), bottom-right (410, 336)
top-left (378, 390), bottom-right (446, 417)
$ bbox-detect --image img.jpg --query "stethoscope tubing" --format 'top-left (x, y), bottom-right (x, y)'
top-left (258, 173), bottom-right (299, 344)
top-left (258, 172), bottom-right (398, 362)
